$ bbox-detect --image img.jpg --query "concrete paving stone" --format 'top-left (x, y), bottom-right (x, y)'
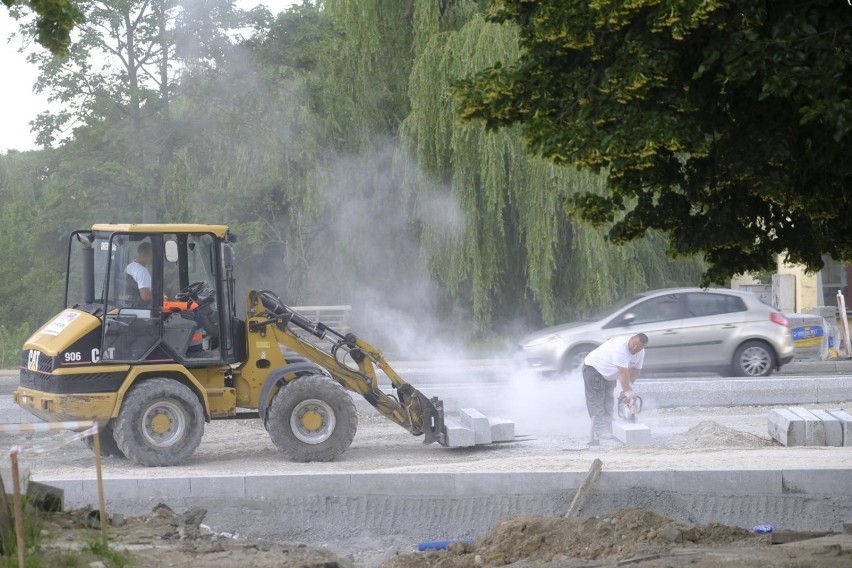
top-left (639, 379), bottom-right (826, 408)
top-left (187, 475), bottom-right (240, 498)
top-left (349, 472), bottom-right (453, 497)
top-left (640, 381), bottom-right (734, 407)
top-left (768, 408), bottom-right (806, 446)
top-left (671, 470), bottom-right (783, 495)
top-left (454, 472), bottom-right (568, 496)
top-left (443, 418), bottom-right (475, 447)
top-left (809, 409), bottom-right (843, 447)
top-left (459, 408), bottom-right (492, 445)
top-left (488, 418), bottom-right (514, 442)
top-left (789, 407), bottom-right (827, 446)
top-left (827, 409), bottom-right (852, 447)
top-left (39, 478), bottom-right (84, 502)
top-left (729, 379), bottom-right (819, 406)
top-left (816, 377), bottom-right (852, 403)
top-left (138, 477), bottom-right (192, 501)
top-left (782, 469), bottom-right (852, 495)
top-left (612, 421), bottom-right (651, 445)
top-left (100, 478), bottom-right (140, 501)
top-left (245, 473), bottom-right (351, 499)
top-left (596, 471), bottom-right (674, 493)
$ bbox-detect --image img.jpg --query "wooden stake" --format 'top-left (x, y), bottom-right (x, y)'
top-left (565, 458), bottom-right (603, 518)
top-left (10, 452), bottom-right (26, 568)
top-left (92, 430), bottom-right (108, 543)
top-left (0, 468), bottom-right (13, 555)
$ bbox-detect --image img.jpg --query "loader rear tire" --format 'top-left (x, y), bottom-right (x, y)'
top-left (265, 374), bottom-right (357, 462)
top-left (113, 378), bottom-right (205, 467)
top-left (83, 421), bottom-right (125, 458)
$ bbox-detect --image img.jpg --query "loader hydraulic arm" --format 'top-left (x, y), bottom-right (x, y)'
top-left (246, 290), bottom-right (445, 445)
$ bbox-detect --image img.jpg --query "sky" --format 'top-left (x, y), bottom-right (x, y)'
top-left (0, 0), bottom-right (297, 153)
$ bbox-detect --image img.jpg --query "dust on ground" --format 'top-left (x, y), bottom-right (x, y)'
top-left (24, 504), bottom-right (852, 568)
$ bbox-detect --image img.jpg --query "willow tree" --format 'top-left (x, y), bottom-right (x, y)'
top-left (401, 5), bottom-right (703, 329)
top-left (314, 0), bottom-right (415, 151)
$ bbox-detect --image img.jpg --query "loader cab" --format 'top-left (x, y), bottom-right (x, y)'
top-left (65, 225), bottom-right (241, 366)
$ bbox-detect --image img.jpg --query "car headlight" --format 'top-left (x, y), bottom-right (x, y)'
top-left (522, 334), bottom-right (560, 348)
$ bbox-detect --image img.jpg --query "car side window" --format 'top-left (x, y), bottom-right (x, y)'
top-left (685, 293), bottom-right (746, 317)
top-left (622, 295), bottom-right (682, 325)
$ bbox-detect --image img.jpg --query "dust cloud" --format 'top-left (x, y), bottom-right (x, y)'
top-left (265, 139), bottom-right (592, 439)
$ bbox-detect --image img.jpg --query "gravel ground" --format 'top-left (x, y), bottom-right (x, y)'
top-left (9, 401), bottom-right (851, 479)
top-left (4, 394), bottom-right (852, 568)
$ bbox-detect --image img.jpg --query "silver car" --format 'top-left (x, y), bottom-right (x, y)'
top-left (515, 288), bottom-right (795, 377)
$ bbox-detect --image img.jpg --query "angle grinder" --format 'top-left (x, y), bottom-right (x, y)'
top-left (617, 393), bottom-right (643, 422)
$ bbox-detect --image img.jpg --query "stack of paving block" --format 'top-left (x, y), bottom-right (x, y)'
top-left (768, 407), bottom-right (852, 447)
top-left (442, 408), bottom-right (515, 447)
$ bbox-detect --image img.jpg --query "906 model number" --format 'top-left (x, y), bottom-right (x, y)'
top-left (64, 351), bottom-right (82, 362)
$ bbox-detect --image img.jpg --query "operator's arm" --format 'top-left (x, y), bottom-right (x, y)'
top-left (139, 287), bottom-right (152, 301)
top-left (629, 366), bottom-right (640, 384)
top-left (616, 366), bottom-right (632, 394)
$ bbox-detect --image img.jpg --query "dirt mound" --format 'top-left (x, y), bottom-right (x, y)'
top-left (674, 420), bottom-right (773, 449)
top-left (382, 508), bottom-right (757, 568)
top-left (24, 504), bottom-right (352, 568)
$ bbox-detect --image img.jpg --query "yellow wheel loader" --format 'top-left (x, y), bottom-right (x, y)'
top-left (15, 224), bottom-right (511, 466)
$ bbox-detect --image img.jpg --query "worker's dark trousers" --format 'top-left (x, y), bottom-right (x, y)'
top-left (583, 364), bottom-right (615, 438)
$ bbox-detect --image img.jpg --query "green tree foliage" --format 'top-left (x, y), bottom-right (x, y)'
top-left (0, 1), bottom-right (706, 363)
top-left (0, 149), bottom-right (69, 365)
top-left (455, 0), bottom-right (852, 285)
top-left (403, 4), bottom-right (703, 327)
top-left (2, 0), bottom-right (84, 56)
top-left (26, 0), bottom-right (249, 222)
top-left (316, 0), bottom-right (415, 149)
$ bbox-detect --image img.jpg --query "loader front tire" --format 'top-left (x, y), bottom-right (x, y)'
top-left (113, 378), bottom-right (205, 467)
top-left (265, 374), bottom-right (357, 462)
top-left (83, 421), bottom-right (125, 458)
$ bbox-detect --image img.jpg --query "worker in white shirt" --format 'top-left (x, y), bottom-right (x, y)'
top-left (582, 333), bottom-right (648, 445)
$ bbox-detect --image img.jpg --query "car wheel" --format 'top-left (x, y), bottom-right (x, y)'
top-left (563, 346), bottom-right (595, 375)
top-left (732, 340), bottom-right (775, 377)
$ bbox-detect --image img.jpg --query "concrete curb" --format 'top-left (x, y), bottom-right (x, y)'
top-left (37, 469), bottom-right (852, 538)
top-left (41, 469), bottom-right (848, 504)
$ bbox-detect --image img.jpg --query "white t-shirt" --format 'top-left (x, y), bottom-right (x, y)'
top-left (583, 336), bottom-right (644, 381)
top-left (126, 261), bottom-right (151, 290)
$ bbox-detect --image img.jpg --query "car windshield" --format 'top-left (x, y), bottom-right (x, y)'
top-left (582, 295), bottom-right (644, 322)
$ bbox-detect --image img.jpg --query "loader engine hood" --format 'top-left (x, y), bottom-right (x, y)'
top-left (21, 309), bottom-right (109, 389)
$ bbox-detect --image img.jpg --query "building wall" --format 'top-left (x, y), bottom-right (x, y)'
top-left (730, 263), bottom-right (820, 314)
top-left (775, 260), bottom-right (820, 313)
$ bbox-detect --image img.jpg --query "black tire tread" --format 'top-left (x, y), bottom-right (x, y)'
top-left (264, 374), bottom-right (357, 462)
top-left (83, 421), bottom-right (125, 458)
top-left (113, 378), bottom-right (205, 467)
